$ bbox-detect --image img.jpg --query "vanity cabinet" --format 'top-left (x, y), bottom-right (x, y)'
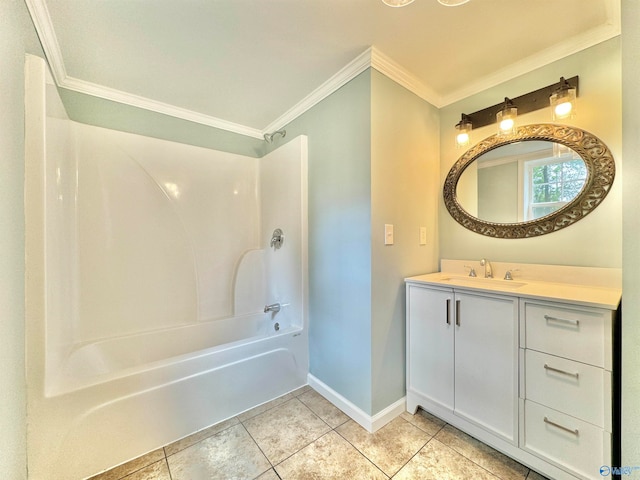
top-left (406, 284), bottom-right (519, 444)
top-left (406, 274), bottom-right (619, 480)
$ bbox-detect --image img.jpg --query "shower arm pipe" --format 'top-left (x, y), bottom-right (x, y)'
top-left (263, 129), bottom-right (286, 143)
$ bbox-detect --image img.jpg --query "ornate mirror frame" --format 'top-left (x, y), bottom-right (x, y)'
top-left (443, 124), bottom-right (615, 238)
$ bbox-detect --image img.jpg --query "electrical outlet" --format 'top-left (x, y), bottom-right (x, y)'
top-left (419, 227), bottom-right (427, 245)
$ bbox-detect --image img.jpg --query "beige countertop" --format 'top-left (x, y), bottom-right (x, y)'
top-left (406, 271), bottom-right (622, 310)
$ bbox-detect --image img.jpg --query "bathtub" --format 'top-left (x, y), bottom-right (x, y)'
top-left (25, 55), bottom-right (309, 480)
top-left (30, 317), bottom-right (307, 479)
top-left (48, 312), bottom-right (300, 396)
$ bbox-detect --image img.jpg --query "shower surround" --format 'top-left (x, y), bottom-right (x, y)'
top-left (25, 55), bottom-right (308, 479)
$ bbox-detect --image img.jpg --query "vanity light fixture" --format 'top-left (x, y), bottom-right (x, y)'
top-left (455, 114), bottom-right (473, 147)
top-left (550, 76), bottom-right (577, 121)
top-left (452, 76), bottom-right (579, 143)
top-left (496, 98), bottom-right (517, 135)
top-left (381, 0), bottom-right (415, 6)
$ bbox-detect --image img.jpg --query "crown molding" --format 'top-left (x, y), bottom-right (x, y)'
top-left (60, 76), bottom-right (264, 138)
top-left (24, 0), bottom-right (264, 139)
top-left (264, 46), bottom-right (444, 134)
top-left (24, 0), bottom-right (67, 85)
top-left (438, 6), bottom-right (621, 107)
top-left (25, 0), bottom-right (621, 138)
top-left (370, 48), bottom-right (441, 106)
top-left (262, 47), bottom-right (374, 134)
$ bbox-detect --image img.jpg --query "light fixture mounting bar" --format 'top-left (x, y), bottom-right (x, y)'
top-left (465, 76), bottom-right (578, 130)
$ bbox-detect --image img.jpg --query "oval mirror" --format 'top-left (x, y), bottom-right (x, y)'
top-left (443, 124), bottom-right (615, 238)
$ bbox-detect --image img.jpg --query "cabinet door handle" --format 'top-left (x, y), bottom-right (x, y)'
top-left (543, 416), bottom-right (579, 436)
top-left (455, 300), bottom-right (461, 326)
top-left (544, 315), bottom-right (580, 327)
top-left (544, 364), bottom-right (579, 379)
top-left (446, 299), bottom-right (451, 325)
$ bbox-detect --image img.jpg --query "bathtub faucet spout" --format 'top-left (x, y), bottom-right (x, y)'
top-left (264, 303), bottom-right (281, 313)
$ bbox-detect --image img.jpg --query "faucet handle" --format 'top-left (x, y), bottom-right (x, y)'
top-left (464, 265), bottom-right (477, 277)
top-left (504, 268), bottom-right (520, 281)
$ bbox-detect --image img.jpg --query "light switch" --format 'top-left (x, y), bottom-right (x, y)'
top-left (419, 227), bottom-right (427, 245)
top-left (384, 224), bottom-right (394, 245)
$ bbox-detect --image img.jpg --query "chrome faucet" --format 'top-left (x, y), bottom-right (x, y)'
top-left (264, 303), bottom-right (281, 313)
top-left (480, 258), bottom-right (493, 278)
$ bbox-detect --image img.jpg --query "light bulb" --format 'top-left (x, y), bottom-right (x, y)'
top-left (456, 132), bottom-right (470, 146)
top-left (455, 114), bottom-right (472, 148)
top-left (550, 78), bottom-right (577, 121)
top-left (496, 100), bottom-right (517, 135)
top-left (554, 101), bottom-right (573, 118)
top-left (438, 0), bottom-right (471, 5)
top-left (382, 0), bottom-right (415, 6)
top-left (499, 118), bottom-right (514, 132)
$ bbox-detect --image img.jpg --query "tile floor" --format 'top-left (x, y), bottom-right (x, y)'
top-left (89, 386), bottom-right (550, 480)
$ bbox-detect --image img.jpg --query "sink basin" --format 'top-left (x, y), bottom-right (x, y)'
top-left (438, 275), bottom-right (526, 289)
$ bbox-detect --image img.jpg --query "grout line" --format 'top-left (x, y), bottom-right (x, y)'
top-left (163, 417), bottom-right (241, 457)
top-left (240, 420), bottom-right (278, 472)
top-left (332, 422), bottom-right (394, 478)
top-left (164, 457), bottom-right (173, 480)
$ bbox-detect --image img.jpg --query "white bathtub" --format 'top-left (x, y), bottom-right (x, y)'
top-left (48, 312), bottom-right (296, 396)
top-left (38, 318), bottom-right (308, 479)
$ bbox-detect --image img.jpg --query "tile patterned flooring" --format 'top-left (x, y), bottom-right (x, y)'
top-left (89, 386), bottom-right (550, 480)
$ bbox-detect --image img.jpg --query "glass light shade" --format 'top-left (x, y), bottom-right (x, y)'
top-left (382, 0), bottom-right (415, 6)
top-left (438, 0), bottom-right (471, 5)
top-left (455, 118), bottom-right (472, 147)
top-left (550, 86), bottom-right (577, 121)
top-left (497, 106), bottom-right (517, 135)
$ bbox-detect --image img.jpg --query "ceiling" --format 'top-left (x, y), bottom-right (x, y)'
top-left (27, 0), bottom-right (619, 139)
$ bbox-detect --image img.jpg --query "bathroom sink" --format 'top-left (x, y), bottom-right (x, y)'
top-left (438, 275), bottom-right (526, 289)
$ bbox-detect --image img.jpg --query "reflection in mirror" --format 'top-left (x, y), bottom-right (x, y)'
top-left (457, 141), bottom-right (586, 224)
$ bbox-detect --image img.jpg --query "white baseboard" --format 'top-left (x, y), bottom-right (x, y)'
top-left (307, 374), bottom-right (405, 433)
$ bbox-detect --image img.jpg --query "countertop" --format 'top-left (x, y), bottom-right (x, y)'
top-left (406, 272), bottom-right (622, 310)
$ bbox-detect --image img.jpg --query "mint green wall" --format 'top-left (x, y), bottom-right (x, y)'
top-left (621, 0), bottom-right (640, 466)
top-left (439, 38), bottom-right (622, 268)
top-left (275, 69), bottom-right (439, 416)
top-left (1, 1), bottom-right (45, 478)
top-left (59, 89), bottom-right (266, 157)
top-left (370, 70), bottom-right (439, 413)
top-left (280, 71), bottom-right (374, 412)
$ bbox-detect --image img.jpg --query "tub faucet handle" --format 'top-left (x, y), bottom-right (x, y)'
top-left (270, 228), bottom-right (284, 249)
top-left (264, 303), bottom-right (281, 313)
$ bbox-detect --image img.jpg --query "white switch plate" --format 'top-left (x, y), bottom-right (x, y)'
top-left (384, 224), bottom-right (394, 245)
top-left (419, 227), bottom-right (427, 245)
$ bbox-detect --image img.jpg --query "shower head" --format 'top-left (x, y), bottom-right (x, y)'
top-left (263, 129), bottom-right (287, 143)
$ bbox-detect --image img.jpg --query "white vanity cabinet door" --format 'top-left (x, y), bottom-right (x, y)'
top-left (454, 291), bottom-right (519, 444)
top-left (407, 285), bottom-right (454, 411)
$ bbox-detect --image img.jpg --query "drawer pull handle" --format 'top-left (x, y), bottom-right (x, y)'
top-left (455, 300), bottom-right (461, 326)
top-left (446, 299), bottom-right (451, 325)
top-left (543, 416), bottom-right (579, 436)
top-left (544, 315), bottom-right (580, 327)
top-left (544, 364), bottom-right (579, 379)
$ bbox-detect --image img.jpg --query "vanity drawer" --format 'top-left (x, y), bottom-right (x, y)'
top-left (525, 350), bottom-right (610, 430)
top-left (523, 400), bottom-right (610, 480)
top-left (524, 302), bottom-right (612, 369)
